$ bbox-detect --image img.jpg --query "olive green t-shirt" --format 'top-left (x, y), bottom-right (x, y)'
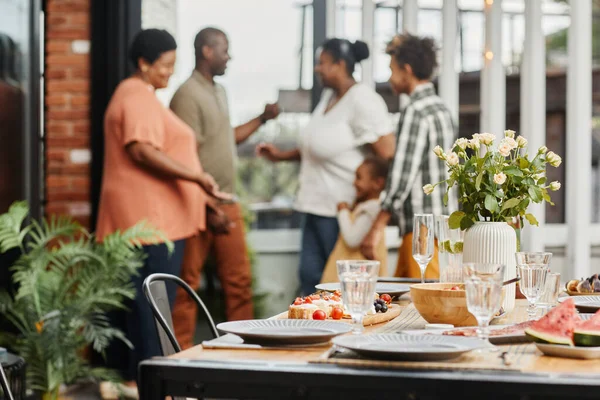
top-left (170, 70), bottom-right (236, 194)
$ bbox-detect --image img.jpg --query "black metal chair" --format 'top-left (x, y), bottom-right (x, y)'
top-left (0, 361), bottom-right (15, 400)
top-left (143, 273), bottom-right (219, 356)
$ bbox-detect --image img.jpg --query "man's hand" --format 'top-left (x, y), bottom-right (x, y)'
top-left (337, 202), bottom-right (350, 212)
top-left (256, 143), bottom-right (282, 162)
top-left (207, 207), bottom-right (233, 235)
top-left (361, 226), bottom-right (383, 260)
top-left (261, 103), bottom-right (280, 121)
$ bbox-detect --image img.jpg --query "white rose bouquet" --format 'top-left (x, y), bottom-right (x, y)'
top-left (425, 130), bottom-right (562, 230)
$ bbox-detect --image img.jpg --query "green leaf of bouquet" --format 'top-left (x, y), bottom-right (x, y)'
top-left (475, 172), bottom-right (483, 191)
top-left (537, 176), bottom-right (547, 185)
top-left (525, 213), bottom-right (539, 226)
top-left (501, 198), bottom-right (520, 211)
top-left (484, 194), bottom-right (499, 213)
top-left (443, 192), bottom-right (449, 206)
top-left (460, 216), bottom-right (475, 230)
top-left (519, 158), bottom-right (529, 169)
top-left (448, 211), bottom-right (465, 229)
top-left (504, 166), bottom-right (524, 177)
top-left (528, 186), bottom-right (543, 202)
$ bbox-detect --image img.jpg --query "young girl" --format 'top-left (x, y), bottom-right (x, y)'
top-left (320, 156), bottom-right (389, 283)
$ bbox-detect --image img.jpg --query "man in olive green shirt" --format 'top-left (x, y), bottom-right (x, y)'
top-left (170, 27), bottom-right (279, 349)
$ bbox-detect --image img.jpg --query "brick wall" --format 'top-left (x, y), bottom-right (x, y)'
top-left (44, 0), bottom-right (92, 227)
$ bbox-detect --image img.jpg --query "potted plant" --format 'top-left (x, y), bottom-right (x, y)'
top-left (424, 130), bottom-right (562, 311)
top-left (0, 201), bottom-right (169, 399)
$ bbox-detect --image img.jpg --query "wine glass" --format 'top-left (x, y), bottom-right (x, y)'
top-left (412, 214), bottom-right (434, 283)
top-left (515, 252), bottom-right (552, 320)
top-left (336, 260), bottom-right (380, 334)
top-left (463, 263), bottom-right (505, 352)
top-left (536, 272), bottom-right (561, 316)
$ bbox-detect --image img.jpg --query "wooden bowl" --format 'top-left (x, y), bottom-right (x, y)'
top-left (410, 283), bottom-right (477, 327)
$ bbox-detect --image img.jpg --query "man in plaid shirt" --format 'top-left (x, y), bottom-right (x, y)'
top-left (361, 33), bottom-right (457, 278)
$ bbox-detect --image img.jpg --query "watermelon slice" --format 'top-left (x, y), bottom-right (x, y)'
top-left (525, 298), bottom-right (582, 346)
top-left (573, 309), bottom-right (600, 347)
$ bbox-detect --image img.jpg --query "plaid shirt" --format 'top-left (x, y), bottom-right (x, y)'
top-left (381, 82), bottom-right (457, 237)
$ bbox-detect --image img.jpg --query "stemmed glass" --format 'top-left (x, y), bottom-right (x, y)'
top-left (463, 263), bottom-right (505, 352)
top-left (412, 214), bottom-right (434, 284)
top-left (336, 260), bottom-right (380, 334)
top-left (515, 252), bottom-right (552, 320)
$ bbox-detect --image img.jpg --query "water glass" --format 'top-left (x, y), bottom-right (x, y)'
top-left (536, 272), bottom-right (561, 316)
top-left (412, 214), bottom-right (434, 283)
top-left (515, 252), bottom-right (552, 320)
top-left (435, 215), bottom-right (464, 283)
top-left (336, 260), bottom-right (380, 334)
top-left (463, 263), bottom-right (505, 352)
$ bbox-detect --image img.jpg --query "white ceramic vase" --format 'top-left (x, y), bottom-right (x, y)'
top-left (462, 222), bottom-right (517, 313)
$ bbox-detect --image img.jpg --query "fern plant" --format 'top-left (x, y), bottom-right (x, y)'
top-left (0, 201), bottom-right (170, 399)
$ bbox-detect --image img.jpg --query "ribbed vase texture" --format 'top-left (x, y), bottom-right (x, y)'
top-left (463, 222), bottom-right (517, 313)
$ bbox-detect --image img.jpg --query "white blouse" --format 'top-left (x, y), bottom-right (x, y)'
top-left (295, 83), bottom-right (392, 217)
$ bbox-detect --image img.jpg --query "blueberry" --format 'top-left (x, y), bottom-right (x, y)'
top-left (381, 304), bottom-right (388, 313)
top-left (375, 303), bottom-right (382, 312)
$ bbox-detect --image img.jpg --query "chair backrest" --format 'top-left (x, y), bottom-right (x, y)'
top-left (143, 273), bottom-right (219, 357)
top-left (0, 362), bottom-right (15, 400)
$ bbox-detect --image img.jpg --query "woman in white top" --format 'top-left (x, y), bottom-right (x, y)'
top-left (258, 38), bottom-right (395, 296)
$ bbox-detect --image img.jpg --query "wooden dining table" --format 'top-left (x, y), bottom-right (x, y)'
top-left (139, 298), bottom-right (600, 400)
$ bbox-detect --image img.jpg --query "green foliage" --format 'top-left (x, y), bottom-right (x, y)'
top-left (0, 202), bottom-right (170, 398)
top-left (426, 132), bottom-right (562, 231)
top-left (546, 0), bottom-right (600, 65)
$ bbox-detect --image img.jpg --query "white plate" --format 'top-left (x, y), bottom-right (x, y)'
top-left (535, 343), bottom-right (600, 359)
top-left (315, 282), bottom-right (411, 296)
top-left (401, 324), bottom-right (527, 345)
top-left (558, 296), bottom-right (600, 312)
top-left (403, 314), bottom-right (595, 346)
top-left (332, 333), bottom-right (485, 361)
top-left (216, 319), bottom-right (352, 345)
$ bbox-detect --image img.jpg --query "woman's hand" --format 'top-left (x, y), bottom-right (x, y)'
top-left (197, 172), bottom-right (232, 201)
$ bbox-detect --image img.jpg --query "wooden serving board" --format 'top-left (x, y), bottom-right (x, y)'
top-left (277, 304), bottom-right (402, 326)
top-left (566, 291), bottom-right (600, 296)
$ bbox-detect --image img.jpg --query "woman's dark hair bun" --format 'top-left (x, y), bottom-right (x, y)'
top-left (351, 40), bottom-right (370, 62)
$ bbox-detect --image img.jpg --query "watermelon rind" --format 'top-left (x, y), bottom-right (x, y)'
top-left (573, 330), bottom-right (600, 347)
top-left (525, 328), bottom-right (574, 346)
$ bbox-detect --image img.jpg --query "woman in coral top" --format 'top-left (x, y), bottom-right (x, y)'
top-left (95, 29), bottom-right (227, 398)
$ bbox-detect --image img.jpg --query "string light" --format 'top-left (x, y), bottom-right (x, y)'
top-left (485, 0), bottom-right (494, 5)
top-left (485, 51), bottom-right (494, 60)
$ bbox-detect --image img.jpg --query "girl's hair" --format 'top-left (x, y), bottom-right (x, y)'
top-left (362, 155), bottom-right (389, 180)
top-left (321, 38), bottom-right (370, 75)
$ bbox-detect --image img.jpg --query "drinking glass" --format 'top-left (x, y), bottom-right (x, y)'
top-left (463, 263), bottom-right (505, 352)
top-left (412, 214), bottom-right (434, 283)
top-left (536, 272), bottom-right (561, 316)
top-left (435, 215), bottom-right (464, 283)
top-left (336, 260), bottom-right (380, 334)
top-left (515, 252), bottom-right (552, 320)
top-left (434, 215), bottom-right (449, 272)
